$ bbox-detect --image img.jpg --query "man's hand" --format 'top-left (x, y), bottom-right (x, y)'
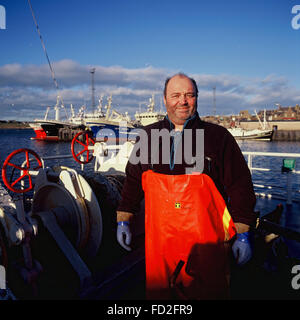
top-left (116, 211), bottom-right (134, 251)
top-left (232, 232), bottom-right (253, 266)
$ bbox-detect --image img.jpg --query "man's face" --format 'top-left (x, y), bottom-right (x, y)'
top-left (164, 75), bottom-right (197, 126)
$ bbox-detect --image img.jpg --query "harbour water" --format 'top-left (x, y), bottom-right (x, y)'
top-left (0, 128), bottom-right (93, 184)
top-left (238, 139), bottom-right (300, 205)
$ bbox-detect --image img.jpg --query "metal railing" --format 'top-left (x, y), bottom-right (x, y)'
top-left (242, 151), bottom-right (300, 204)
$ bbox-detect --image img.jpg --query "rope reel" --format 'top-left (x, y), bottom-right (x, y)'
top-left (30, 165), bottom-right (103, 258)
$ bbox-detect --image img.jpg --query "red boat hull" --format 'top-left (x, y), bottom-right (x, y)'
top-left (30, 128), bottom-right (59, 141)
top-left (29, 120), bottom-right (84, 142)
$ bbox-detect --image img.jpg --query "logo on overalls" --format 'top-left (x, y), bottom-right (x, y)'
top-left (175, 202), bottom-right (181, 209)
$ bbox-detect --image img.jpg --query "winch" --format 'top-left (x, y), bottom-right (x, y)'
top-left (0, 131), bottom-right (144, 300)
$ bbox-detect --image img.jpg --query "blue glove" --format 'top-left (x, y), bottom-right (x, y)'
top-left (232, 232), bottom-right (253, 266)
top-left (117, 221), bottom-right (132, 251)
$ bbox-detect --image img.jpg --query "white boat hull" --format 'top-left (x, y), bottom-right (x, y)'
top-left (228, 128), bottom-right (273, 141)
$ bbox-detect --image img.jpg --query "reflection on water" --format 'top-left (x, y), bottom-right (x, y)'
top-left (238, 140), bottom-right (300, 153)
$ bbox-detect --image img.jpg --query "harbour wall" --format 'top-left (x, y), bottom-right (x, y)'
top-left (239, 120), bottom-right (300, 141)
top-left (272, 130), bottom-right (300, 141)
top-left (240, 120), bottom-right (300, 131)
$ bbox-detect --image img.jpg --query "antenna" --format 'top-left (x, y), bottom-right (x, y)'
top-left (27, 0), bottom-right (59, 91)
top-left (90, 68), bottom-right (96, 113)
top-left (212, 86), bottom-right (216, 116)
top-left (27, 0), bottom-right (69, 118)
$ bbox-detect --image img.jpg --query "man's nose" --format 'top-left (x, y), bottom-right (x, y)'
top-left (179, 94), bottom-right (188, 104)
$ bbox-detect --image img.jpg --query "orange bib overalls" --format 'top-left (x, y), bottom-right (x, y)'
top-left (142, 170), bottom-right (236, 300)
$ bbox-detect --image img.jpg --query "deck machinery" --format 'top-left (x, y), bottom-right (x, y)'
top-left (0, 131), bottom-right (144, 299)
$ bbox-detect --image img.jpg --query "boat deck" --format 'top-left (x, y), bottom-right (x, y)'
top-left (256, 197), bottom-right (300, 257)
top-left (229, 197), bottom-right (300, 300)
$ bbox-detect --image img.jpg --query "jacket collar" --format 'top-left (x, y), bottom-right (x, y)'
top-left (164, 111), bottom-right (200, 130)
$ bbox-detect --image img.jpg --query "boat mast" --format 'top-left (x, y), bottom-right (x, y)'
top-left (264, 109), bottom-right (267, 130)
top-left (70, 104), bottom-right (75, 118)
top-left (54, 96), bottom-right (60, 121)
top-left (148, 94), bottom-right (155, 113)
top-left (44, 107), bottom-right (50, 121)
top-left (90, 68), bottom-right (96, 114)
top-left (254, 109), bottom-right (264, 129)
top-left (105, 95), bottom-right (112, 120)
top-left (97, 95), bottom-right (103, 115)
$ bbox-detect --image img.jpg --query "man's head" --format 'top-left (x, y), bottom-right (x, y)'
top-left (163, 73), bottom-right (198, 128)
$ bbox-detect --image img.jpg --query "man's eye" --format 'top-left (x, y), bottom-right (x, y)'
top-left (186, 93), bottom-right (195, 98)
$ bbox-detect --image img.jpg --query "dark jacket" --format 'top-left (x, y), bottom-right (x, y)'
top-left (117, 112), bottom-right (257, 226)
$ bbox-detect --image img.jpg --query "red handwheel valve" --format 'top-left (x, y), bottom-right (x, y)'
top-left (71, 131), bottom-right (95, 164)
top-left (2, 148), bottom-right (42, 193)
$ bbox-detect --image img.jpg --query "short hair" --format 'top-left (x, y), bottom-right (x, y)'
top-left (163, 73), bottom-right (198, 98)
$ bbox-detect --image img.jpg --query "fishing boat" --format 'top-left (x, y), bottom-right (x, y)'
top-left (227, 127), bottom-right (273, 140)
top-left (228, 109), bottom-right (273, 141)
top-left (29, 96), bottom-right (85, 141)
top-left (70, 95), bottom-right (113, 126)
top-left (75, 95), bottom-right (138, 141)
top-left (134, 94), bottom-right (166, 126)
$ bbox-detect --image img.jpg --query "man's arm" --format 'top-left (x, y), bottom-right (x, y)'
top-left (116, 147), bottom-right (145, 250)
top-left (221, 131), bottom-right (256, 265)
top-left (117, 140), bottom-right (145, 215)
top-left (221, 131), bottom-right (257, 228)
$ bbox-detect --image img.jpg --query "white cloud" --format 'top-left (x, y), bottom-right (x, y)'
top-left (0, 60), bottom-right (299, 120)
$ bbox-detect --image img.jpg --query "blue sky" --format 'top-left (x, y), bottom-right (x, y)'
top-left (0, 0), bottom-right (300, 120)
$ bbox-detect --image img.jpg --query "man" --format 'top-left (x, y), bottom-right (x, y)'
top-left (116, 73), bottom-right (257, 299)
